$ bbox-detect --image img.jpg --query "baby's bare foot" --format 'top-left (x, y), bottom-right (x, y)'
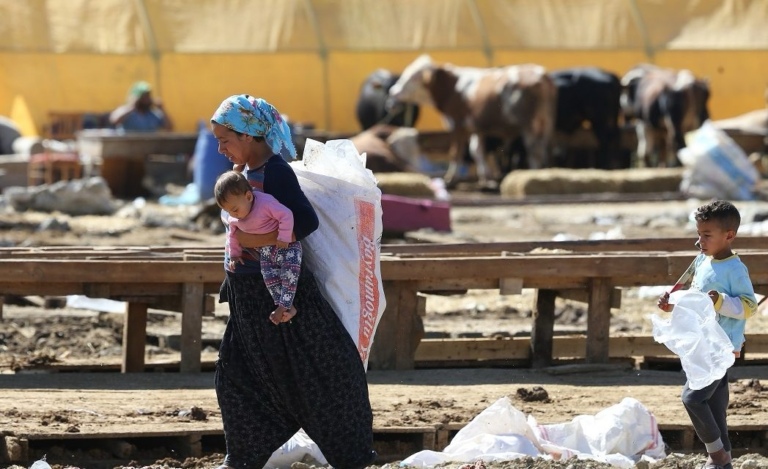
top-left (281, 305), bottom-right (297, 322)
top-left (269, 306), bottom-right (287, 325)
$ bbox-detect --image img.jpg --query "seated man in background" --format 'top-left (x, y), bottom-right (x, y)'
top-left (109, 81), bottom-right (173, 132)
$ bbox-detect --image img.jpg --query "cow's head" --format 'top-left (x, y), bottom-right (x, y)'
top-left (389, 54), bottom-right (436, 106)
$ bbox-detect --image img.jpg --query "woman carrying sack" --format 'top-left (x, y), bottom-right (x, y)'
top-left (211, 95), bottom-right (376, 469)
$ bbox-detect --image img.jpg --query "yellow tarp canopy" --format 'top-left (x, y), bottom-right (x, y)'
top-left (1, 0), bottom-right (766, 135)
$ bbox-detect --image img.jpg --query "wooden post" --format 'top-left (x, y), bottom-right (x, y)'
top-left (397, 282), bottom-right (423, 370)
top-left (586, 277), bottom-right (613, 363)
top-left (369, 281), bottom-right (400, 370)
top-left (180, 282), bottom-right (204, 373)
top-left (531, 289), bottom-right (556, 368)
top-left (369, 281), bottom-right (422, 370)
top-left (122, 301), bottom-right (148, 373)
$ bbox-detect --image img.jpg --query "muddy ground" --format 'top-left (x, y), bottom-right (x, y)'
top-left (2, 194), bottom-right (768, 469)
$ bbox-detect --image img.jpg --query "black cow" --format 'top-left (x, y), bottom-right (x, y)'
top-left (549, 67), bottom-right (626, 169)
top-left (492, 67), bottom-right (627, 173)
top-left (621, 64), bottom-right (710, 167)
top-left (356, 69), bottom-right (420, 131)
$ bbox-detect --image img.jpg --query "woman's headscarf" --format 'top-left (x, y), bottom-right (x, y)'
top-left (211, 95), bottom-right (296, 160)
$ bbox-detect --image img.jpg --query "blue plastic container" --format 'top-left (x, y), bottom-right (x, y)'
top-left (192, 122), bottom-right (232, 201)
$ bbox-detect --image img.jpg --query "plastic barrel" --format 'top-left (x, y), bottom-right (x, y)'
top-left (192, 123), bottom-right (232, 201)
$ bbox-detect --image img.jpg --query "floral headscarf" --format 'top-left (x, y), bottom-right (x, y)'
top-left (211, 95), bottom-right (296, 160)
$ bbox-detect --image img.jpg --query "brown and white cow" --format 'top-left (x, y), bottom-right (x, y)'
top-left (621, 64), bottom-right (710, 167)
top-left (389, 55), bottom-right (557, 188)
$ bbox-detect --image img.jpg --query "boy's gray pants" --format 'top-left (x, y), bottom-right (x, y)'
top-left (681, 373), bottom-right (730, 452)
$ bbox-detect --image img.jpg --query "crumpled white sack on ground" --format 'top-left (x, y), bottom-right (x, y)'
top-left (401, 396), bottom-right (665, 468)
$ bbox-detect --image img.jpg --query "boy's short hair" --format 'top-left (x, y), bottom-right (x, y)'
top-left (214, 170), bottom-right (251, 206)
top-left (694, 200), bottom-right (741, 232)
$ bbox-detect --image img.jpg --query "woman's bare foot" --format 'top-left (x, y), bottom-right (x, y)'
top-left (281, 305), bottom-right (297, 323)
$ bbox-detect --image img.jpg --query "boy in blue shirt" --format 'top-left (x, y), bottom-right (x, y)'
top-left (658, 200), bottom-right (757, 469)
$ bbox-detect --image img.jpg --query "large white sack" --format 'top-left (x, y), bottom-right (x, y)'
top-left (678, 121), bottom-right (759, 201)
top-left (264, 139), bottom-right (386, 469)
top-left (290, 138), bottom-right (386, 368)
top-left (651, 290), bottom-right (735, 390)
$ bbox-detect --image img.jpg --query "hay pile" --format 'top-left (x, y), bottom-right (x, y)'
top-left (500, 167), bottom-right (685, 198)
top-left (374, 172), bottom-right (437, 198)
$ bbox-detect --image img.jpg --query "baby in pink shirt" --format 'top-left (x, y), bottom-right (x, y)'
top-left (215, 170), bottom-right (302, 324)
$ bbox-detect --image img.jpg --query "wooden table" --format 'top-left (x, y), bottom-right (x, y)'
top-left (76, 130), bottom-right (198, 198)
top-left (370, 237), bottom-right (768, 370)
top-left (0, 246), bottom-right (223, 373)
top-left (1, 238), bottom-right (767, 373)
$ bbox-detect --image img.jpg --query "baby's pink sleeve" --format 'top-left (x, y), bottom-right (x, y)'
top-left (227, 222), bottom-right (242, 257)
top-left (268, 200), bottom-right (295, 243)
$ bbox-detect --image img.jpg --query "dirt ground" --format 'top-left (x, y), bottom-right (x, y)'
top-left (2, 195), bottom-right (768, 469)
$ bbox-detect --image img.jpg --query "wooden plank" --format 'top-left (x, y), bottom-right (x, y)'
top-left (586, 278), bottom-right (613, 364)
top-left (83, 283), bottom-right (111, 299)
top-left (415, 338), bottom-right (531, 362)
top-left (121, 302), bottom-right (147, 373)
top-left (381, 255), bottom-right (675, 282)
top-left (0, 260), bottom-right (224, 283)
top-left (381, 237), bottom-right (768, 256)
top-left (414, 335), bottom-right (768, 362)
top-left (531, 289), bottom-right (556, 368)
top-left (180, 283), bottom-right (204, 373)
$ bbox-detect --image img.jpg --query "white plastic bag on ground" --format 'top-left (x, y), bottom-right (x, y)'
top-left (290, 138), bottom-right (386, 368)
top-left (401, 396), bottom-right (665, 468)
top-left (532, 397), bottom-right (666, 466)
top-left (651, 290), bottom-right (735, 390)
top-left (678, 121), bottom-right (759, 200)
top-left (265, 429), bottom-right (328, 469)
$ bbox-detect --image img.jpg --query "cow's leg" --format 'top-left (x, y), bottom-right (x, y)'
top-left (443, 134), bottom-right (469, 189)
top-left (635, 122), bottom-right (653, 168)
top-left (469, 134), bottom-right (500, 187)
top-left (665, 115), bottom-right (685, 167)
top-left (592, 121), bottom-right (622, 169)
top-left (523, 132), bottom-right (546, 170)
top-left (524, 122), bottom-right (554, 170)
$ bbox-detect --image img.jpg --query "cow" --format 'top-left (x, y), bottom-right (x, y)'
top-left (621, 64), bottom-right (710, 167)
top-left (388, 55), bottom-right (557, 188)
top-left (549, 67), bottom-right (626, 169)
top-left (355, 69), bottom-right (420, 131)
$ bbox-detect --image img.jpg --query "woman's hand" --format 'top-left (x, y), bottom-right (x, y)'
top-left (235, 230), bottom-right (296, 248)
top-left (235, 230), bottom-right (279, 248)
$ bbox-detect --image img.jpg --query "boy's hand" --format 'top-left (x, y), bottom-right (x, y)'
top-left (707, 290), bottom-right (719, 305)
top-left (657, 292), bottom-right (673, 312)
top-left (276, 240), bottom-right (289, 249)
